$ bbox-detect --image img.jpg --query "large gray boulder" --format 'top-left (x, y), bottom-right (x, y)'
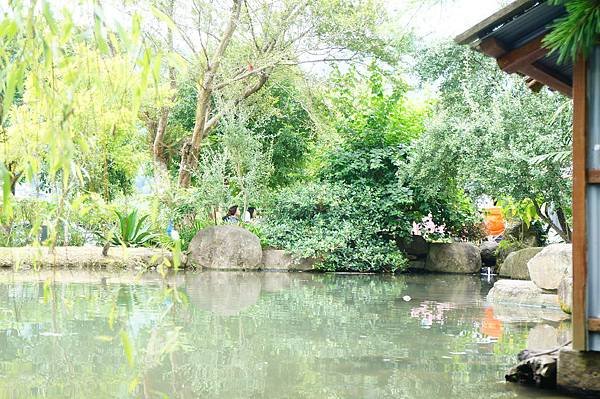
top-left (260, 249), bottom-right (314, 271)
top-left (188, 226), bottom-right (263, 270)
top-left (425, 242), bottom-right (482, 274)
top-left (499, 247), bottom-right (543, 280)
top-left (527, 244), bottom-right (572, 291)
top-left (487, 279), bottom-right (560, 309)
top-left (400, 236), bottom-right (429, 258)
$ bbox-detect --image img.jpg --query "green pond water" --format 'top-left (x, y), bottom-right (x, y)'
top-left (0, 270), bottom-right (576, 398)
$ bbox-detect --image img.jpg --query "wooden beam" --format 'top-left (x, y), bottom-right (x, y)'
top-left (527, 79), bottom-right (544, 93)
top-left (477, 37), bottom-right (507, 58)
top-left (590, 318), bottom-right (600, 333)
top-left (572, 54), bottom-right (588, 351)
top-left (521, 64), bottom-right (572, 97)
top-left (454, 0), bottom-right (538, 45)
top-left (588, 169), bottom-right (600, 184)
top-left (498, 36), bottom-right (548, 73)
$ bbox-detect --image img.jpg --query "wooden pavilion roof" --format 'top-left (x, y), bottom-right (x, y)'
top-left (454, 0), bottom-right (572, 97)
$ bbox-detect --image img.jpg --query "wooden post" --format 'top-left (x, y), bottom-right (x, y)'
top-left (572, 54), bottom-right (588, 351)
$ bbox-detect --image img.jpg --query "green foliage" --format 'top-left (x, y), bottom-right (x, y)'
top-left (262, 66), bottom-right (482, 272)
top-left (0, 194), bottom-right (114, 247)
top-left (219, 114), bottom-right (273, 211)
top-left (249, 79), bottom-right (316, 187)
top-left (411, 42), bottom-right (572, 241)
top-left (322, 65), bottom-right (425, 148)
top-left (263, 182), bottom-right (410, 272)
top-left (177, 218), bottom-right (213, 251)
top-left (241, 222), bottom-right (270, 248)
top-left (544, 0), bottom-right (600, 64)
top-left (308, 0), bottom-right (408, 65)
top-left (0, 2), bottom-right (152, 205)
top-left (497, 198), bottom-right (539, 228)
top-left (105, 209), bottom-right (158, 247)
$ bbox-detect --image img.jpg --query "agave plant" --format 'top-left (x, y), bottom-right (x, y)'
top-left (105, 209), bottom-right (158, 247)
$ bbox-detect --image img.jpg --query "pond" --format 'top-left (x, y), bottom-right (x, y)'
top-left (0, 270), bottom-right (575, 398)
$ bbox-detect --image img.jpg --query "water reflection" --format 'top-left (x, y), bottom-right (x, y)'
top-left (481, 307), bottom-right (503, 339)
top-left (0, 270), bottom-right (576, 398)
top-left (410, 301), bottom-right (455, 327)
top-left (185, 272), bottom-right (262, 316)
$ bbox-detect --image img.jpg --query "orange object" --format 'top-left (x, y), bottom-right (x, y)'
top-left (482, 307), bottom-right (503, 338)
top-left (483, 206), bottom-right (505, 236)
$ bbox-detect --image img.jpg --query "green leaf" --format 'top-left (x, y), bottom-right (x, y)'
top-left (150, 5), bottom-right (177, 31)
top-left (94, 11), bottom-right (110, 55)
top-left (131, 12), bottom-right (141, 44)
top-left (120, 329), bottom-right (135, 368)
top-left (0, 164), bottom-right (13, 218)
top-left (42, 1), bottom-right (58, 35)
top-left (2, 63), bottom-right (24, 123)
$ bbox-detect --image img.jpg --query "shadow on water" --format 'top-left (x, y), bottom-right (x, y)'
top-left (0, 269), bottom-right (578, 398)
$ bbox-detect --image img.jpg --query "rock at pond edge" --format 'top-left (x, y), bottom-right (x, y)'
top-left (425, 242), bottom-right (481, 274)
top-left (499, 247), bottom-right (543, 280)
top-left (527, 244), bottom-right (572, 291)
top-left (260, 249), bottom-right (314, 271)
top-left (480, 240), bottom-right (498, 267)
top-left (188, 226), bottom-right (262, 270)
top-left (487, 279), bottom-right (560, 309)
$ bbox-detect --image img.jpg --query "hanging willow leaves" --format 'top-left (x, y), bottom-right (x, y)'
top-left (0, 164), bottom-right (13, 217)
top-left (0, 1), bottom-right (154, 211)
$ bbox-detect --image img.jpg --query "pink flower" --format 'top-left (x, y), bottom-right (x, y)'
top-left (412, 221), bottom-right (421, 236)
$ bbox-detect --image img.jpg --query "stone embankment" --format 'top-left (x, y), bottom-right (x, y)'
top-left (488, 244), bottom-right (573, 314)
top-left (0, 226), bottom-right (317, 271)
top-left (0, 246), bottom-right (179, 269)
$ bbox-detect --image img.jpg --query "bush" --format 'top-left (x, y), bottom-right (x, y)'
top-left (262, 182), bottom-right (410, 272)
top-left (0, 195), bottom-right (115, 247)
top-left (102, 209), bottom-right (158, 247)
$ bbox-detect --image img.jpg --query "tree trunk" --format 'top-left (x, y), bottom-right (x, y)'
top-left (6, 162), bottom-right (22, 195)
top-left (153, 0), bottom-right (176, 176)
top-left (555, 206), bottom-right (572, 242)
top-left (177, 0), bottom-right (242, 187)
top-left (531, 198), bottom-right (572, 243)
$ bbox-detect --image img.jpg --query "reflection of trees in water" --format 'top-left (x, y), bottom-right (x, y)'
top-left (0, 272), bottom-right (538, 398)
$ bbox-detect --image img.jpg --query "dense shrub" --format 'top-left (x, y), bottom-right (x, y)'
top-left (262, 182), bottom-right (410, 272)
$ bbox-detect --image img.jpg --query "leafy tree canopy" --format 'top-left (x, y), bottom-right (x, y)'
top-left (410, 42), bottom-right (572, 241)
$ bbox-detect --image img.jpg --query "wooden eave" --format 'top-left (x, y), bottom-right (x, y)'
top-left (455, 0), bottom-right (572, 97)
top-left (476, 35), bottom-right (572, 97)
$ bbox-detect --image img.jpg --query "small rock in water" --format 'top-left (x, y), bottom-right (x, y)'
top-left (402, 295), bottom-right (411, 302)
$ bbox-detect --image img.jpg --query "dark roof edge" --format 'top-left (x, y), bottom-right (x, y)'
top-left (454, 0), bottom-right (541, 45)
